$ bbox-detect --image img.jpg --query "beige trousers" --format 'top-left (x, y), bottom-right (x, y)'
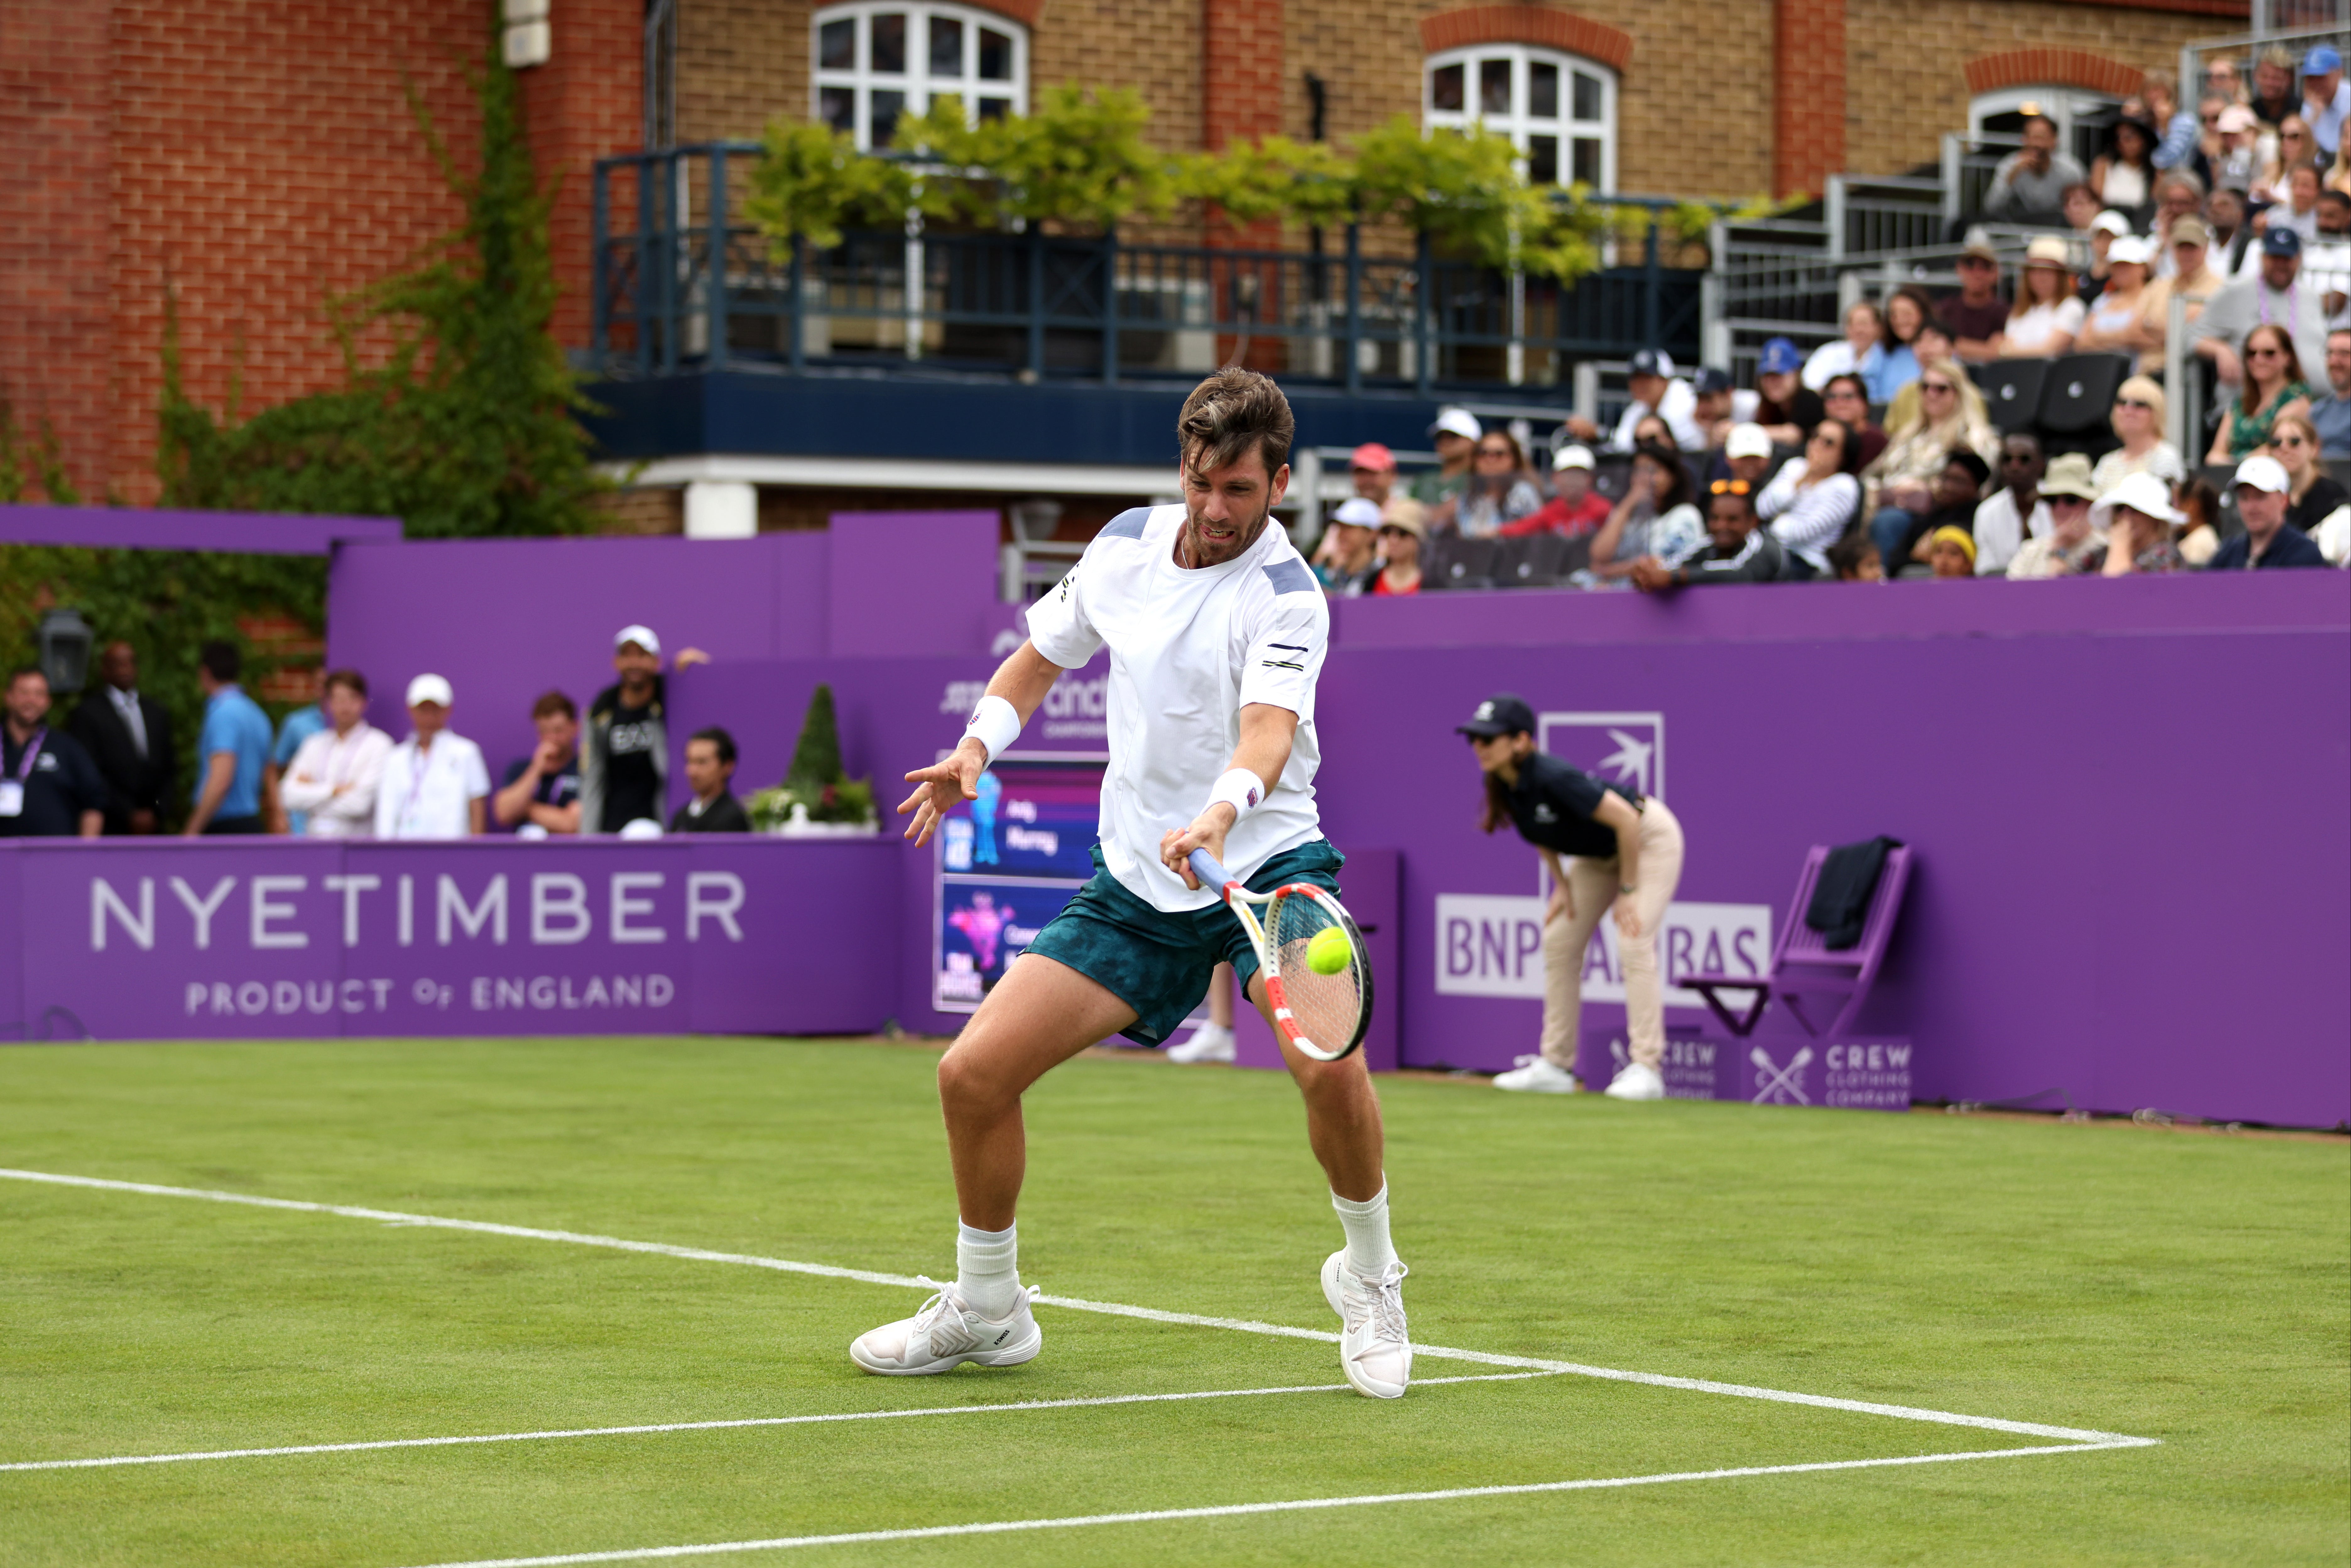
top-left (1539, 797), bottom-right (1686, 1073)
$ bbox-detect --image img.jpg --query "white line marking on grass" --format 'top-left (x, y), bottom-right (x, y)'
top-left (0, 1167), bottom-right (2156, 1447)
top-left (388, 1440), bottom-right (2160, 1568)
top-left (0, 1374), bottom-right (1552, 1474)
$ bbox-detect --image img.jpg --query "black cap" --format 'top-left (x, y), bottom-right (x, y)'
top-left (1628, 347), bottom-right (1675, 379)
top-left (1456, 693), bottom-right (1536, 738)
top-left (1691, 366), bottom-right (1734, 395)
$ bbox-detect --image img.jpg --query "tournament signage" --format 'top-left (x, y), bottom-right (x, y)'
top-left (933, 758), bottom-right (1106, 1012)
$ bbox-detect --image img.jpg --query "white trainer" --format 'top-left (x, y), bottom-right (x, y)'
top-left (1165, 1023), bottom-right (1235, 1064)
top-left (849, 1280), bottom-right (1042, 1375)
top-left (1493, 1054), bottom-right (1579, 1093)
top-left (1321, 1250), bottom-right (1411, 1399)
top-left (1604, 1061), bottom-right (1667, 1100)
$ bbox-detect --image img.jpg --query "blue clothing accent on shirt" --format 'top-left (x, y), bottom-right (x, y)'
top-left (272, 704), bottom-right (329, 834)
top-left (196, 685), bottom-right (273, 821)
top-left (2150, 111), bottom-right (2200, 171)
top-left (1099, 507), bottom-right (1150, 540)
top-left (1864, 344), bottom-right (1919, 405)
top-left (1261, 557), bottom-right (1317, 596)
top-left (2307, 391), bottom-right (2351, 458)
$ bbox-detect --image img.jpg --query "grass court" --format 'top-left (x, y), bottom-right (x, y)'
top-left (1, 1034), bottom-right (2343, 1566)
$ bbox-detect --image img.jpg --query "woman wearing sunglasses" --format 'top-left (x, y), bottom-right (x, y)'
top-left (2208, 323), bottom-right (2311, 462)
top-left (2090, 376), bottom-right (2185, 491)
top-left (2267, 411), bottom-right (2348, 534)
top-left (1861, 358), bottom-right (1997, 566)
top-left (1452, 431), bottom-right (1543, 539)
top-left (1757, 418), bottom-right (1863, 579)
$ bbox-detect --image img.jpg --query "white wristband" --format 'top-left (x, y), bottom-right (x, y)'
top-left (1206, 768), bottom-right (1264, 821)
top-left (961, 694), bottom-right (1023, 765)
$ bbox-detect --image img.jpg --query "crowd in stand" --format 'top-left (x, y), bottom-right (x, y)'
top-left (0, 627), bottom-right (753, 843)
top-left (1311, 49), bottom-right (2351, 597)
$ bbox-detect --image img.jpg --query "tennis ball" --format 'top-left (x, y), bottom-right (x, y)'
top-left (1305, 926), bottom-right (1352, 976)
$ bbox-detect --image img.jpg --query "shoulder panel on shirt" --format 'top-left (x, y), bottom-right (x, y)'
top-left (1098, 507), bottom-right (1151, 541)
top-left (1261, 556), bottom-right (1318, 596)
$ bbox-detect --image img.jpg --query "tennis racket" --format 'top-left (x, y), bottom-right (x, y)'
top-left (1187, 848), bottom-right (1374, 1063)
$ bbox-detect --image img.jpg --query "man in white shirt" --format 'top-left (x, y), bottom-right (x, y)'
top-left (277, 670), bottom-right (393, 837)
top-left (1970, 434), bottom-right (2052, 577)
top-left (1567, 347), bottom-right (1707, 453)
top-left (852, 369), bottom-right (1409, 1402)
top-left (372, 674), bottom-right (490, 840)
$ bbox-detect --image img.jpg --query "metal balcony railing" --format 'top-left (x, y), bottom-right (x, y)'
top-left (589, 143), bottom-right (1706, 395)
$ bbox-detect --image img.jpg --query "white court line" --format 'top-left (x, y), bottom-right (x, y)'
top-left (0, 1167), bottom-right (2153, 1447)
top-left (0, 1374), bottom-right (1552, 1474)
top-left (389, 1441), bottom-right (2157, 1568)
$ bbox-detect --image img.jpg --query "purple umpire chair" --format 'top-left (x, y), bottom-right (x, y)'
top-left (1684, 844), bottom-right (1915, 1040)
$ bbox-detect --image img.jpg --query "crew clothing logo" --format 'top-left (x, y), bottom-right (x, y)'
top-left (1539, 711), bottom-right (1664, 798)
top-left (1750, 1045), bottom-right (1812, 1105)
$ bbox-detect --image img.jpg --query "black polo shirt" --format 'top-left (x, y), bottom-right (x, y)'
top-left (0, 727), bottom-right (108, 837)
top-left (668, 791), bottom-right (751, 833)
top-left (1504, 752), bottom-right (1640, 858)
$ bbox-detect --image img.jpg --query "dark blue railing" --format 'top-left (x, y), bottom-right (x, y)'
top-left (590, 143), bottom-right (1704, 394)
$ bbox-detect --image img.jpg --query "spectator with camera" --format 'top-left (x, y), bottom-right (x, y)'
top-left (668, 728), bottom-right (752, 832)
top-left (494, 690), bottom-right (584, 835)
top-left (1985, 113), bottom-right (2086, 224)
top-left (275, 670), bottom-right (392, 838)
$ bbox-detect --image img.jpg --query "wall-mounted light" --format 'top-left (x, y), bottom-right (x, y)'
top-left (37, 608), bottom-right (92, 696)
top-left (504, 0), bottom-right (551, 68)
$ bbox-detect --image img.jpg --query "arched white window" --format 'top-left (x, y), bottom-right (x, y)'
top-left (1424, 44), bottom-right (1614, 193)
top-left (813, 2), bottom-right (1028, 151)
top-left (1968, 87), bottom-right (2120, 171)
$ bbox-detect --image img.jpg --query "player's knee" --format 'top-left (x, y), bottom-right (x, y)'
top-left (937, 1040), bottom-right (1013, 1114)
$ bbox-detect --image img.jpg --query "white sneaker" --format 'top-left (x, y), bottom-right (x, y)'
top-left (1166, 1023), bottom-right (1235, 1064)
top-left (849, 1280), bottom-right (1042, 1375)
top-left (1604, 1061), bottom-right (1667, 1101)
top-left (1493, 1054), bottom-right (1579, 1093)
top-left (1321, 1251), bottom-right (1411, 1399)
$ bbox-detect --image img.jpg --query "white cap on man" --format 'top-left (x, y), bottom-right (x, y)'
top-left (1552, 443), bottom-right (1595, 472)
top-left (2233, 454), bottom-right (2290, 494)
top-left (405, 673), bottom-right (454, 708)
top-left (614, 623), bottom-right (662, 656)
top-left (1724, 422), bottom-right (1775, 460)
top-left (1331, 497), bottom-right (1384, 529)
top-left (1428, 408), bottom-right (1483, 442)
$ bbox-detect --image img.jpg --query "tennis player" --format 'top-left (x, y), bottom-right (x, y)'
top-left (852, 369), bottom-right (1410, 1399)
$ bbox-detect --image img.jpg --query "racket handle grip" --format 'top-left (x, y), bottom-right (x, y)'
top-left (1187, 847), bottom-right (1234, 890)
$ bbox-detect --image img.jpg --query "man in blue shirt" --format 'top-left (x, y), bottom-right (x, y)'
top-left (2305, 329), bottom-right (2351, 459)
top-left (183, 641), bottom-right (273, 835)
top-left (269, 696), bottom-right (328, 834)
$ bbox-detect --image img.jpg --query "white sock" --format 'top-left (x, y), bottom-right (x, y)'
top-left (955, 1220), bottom-right (1021, 1319)
top-left (1331, 1184), bottom-right (1397, 1278)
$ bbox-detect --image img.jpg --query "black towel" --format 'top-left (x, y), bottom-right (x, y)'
top-left (1804, 836), bottom-right (1903, 951)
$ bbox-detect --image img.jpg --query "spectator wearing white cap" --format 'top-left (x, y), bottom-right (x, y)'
top-left (1502, 444), bottom-right (1610, 538)
top-left (1718, 422), bottom-right (1777, 488)
top-left (2082, 472), bottom-right (2186, 575)
top-left (1409, 409), bottom-right (1481, 512)
top-left (1996, 237), bottom-right (2085, 358)
top-left (2074, 209), bottom-right (2133, 307)
top-left (1565, 348), bottom-right (1707, 454)
top-left (373, 675), bottom-right (491, 839)
top-left (1313, 497), bottom-right (1385, 596)
top-left (581, 625), bottom-right (671, 835)
top-left (1757, 418), bottom-right (1863, 580)
top-left (2076, 235), bottom-right (2157, 368)
top-left (2209, 453), bottom-right (2333, 569)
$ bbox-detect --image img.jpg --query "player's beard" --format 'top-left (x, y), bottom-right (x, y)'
top-left (1179, 495), bottom-right (1271, 568)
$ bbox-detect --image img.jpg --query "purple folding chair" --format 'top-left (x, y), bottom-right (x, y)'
top-left (1684, 845), bottom-right (1914, 1040)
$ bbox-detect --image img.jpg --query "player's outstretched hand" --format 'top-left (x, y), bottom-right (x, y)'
top-left (1160, 807), bottom-right (1237, 891)
top-left (899, 739), bottom-right (986, 847)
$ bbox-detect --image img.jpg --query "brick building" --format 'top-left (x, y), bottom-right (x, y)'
top-left (4, 0), bottom-right (2249, 514)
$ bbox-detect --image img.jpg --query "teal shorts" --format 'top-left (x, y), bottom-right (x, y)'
top-left (1023, 839), bottom-right (1346, 1047)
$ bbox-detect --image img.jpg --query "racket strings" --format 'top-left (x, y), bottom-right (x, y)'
top-left (1269, 892), bottom-right (1363, 1053)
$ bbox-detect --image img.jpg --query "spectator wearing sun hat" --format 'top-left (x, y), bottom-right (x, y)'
top-left (2208, 454), bottom-right (2332, 569)
top-left (1348, 443), bottom-right (1398, 506)
top-left (581, 624), bottom-right (673, 835)
top-left (2006, 453), bottom-right (2105, 579)
top-left (1314, 497), bottom-right (1386, 596)
top-left (2083, 472), bottom-right (2186, 575)
top-left (1502, 444), bottom-right (1611, 537)
top-left (1997, 236), bottom-right (2086, 358)
top-left (1566, 348), bottom-right (1706, 454)
top-left (1409, 409), bottom-right (1481, 512)
top-left (373, 674), bottom-right (491, 840)
top-left (2074, 209), bottom-right (2134, 306)
top-left (1939, 230), bottom-right (2013, 362)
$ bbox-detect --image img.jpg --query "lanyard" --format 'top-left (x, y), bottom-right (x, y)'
top-left (2259, 280), bottom-right (2297, 328)
top-left (400, 740), bottom-right (436, 834)
top-left (6, 727), bottom-right (44, 783)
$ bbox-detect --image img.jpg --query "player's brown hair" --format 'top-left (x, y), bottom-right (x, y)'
top-left (531, 689), bottom-right (578, 722)
top-left (1177, 368), bottom-right (1295, 479)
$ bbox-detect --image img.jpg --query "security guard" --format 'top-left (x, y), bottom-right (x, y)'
top-left (0, 667), bottom-right (107, 838)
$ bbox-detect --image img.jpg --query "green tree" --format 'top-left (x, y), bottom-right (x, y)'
top-left (159, 9), bottom-right (606, 537)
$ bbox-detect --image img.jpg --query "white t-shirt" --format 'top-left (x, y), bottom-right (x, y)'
top-left (2003, 297), bottom-right (2086, 356)
top-left (1969, 489), bottom-right (2053, 576)
top-left (1608, 378), bottom-right (1707, 453)
top-left (373, 732), bottom-right (491, 840)
top-left (1025, 504), bottom-right (1328, 913)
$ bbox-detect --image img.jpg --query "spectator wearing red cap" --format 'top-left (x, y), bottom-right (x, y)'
top-left (1501, 445), bottom-right (1610, 537)
top-left (1348, 443), bottom-right (1397, 505)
